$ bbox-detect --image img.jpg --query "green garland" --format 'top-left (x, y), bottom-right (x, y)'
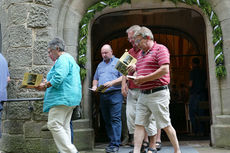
top-left (77, 0), bottom-right (226, 80)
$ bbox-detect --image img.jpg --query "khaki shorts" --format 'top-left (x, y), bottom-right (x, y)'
top-left (126, 89), bottom-right (157, 136)
top-left (135, 89), bottom-right (171, 129)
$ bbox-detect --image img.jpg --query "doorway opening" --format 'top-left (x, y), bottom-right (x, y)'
top-left (91, 7), bottom-right (210, 143)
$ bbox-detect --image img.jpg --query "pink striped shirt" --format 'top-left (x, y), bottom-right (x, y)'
top-left (128, 48), bottom-right (141, 89)
top-left (136, 42), bottom-right (170, 90)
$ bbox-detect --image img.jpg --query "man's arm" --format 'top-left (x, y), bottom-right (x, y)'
top-left (104, 76), bottom-right (122, 88)
top-left (134, 64), bottom-right (169, 85)
top-left (91, 80), bottom-right (98, 91)
top-left (121, 75), bottom-right (128, 97)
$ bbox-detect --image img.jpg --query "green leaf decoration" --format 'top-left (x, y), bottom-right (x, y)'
top-left (216, 65), bottom-right (226, 78)
top-left (77, 0), bottom-right (226, 80)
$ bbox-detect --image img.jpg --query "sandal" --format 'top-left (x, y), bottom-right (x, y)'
top-left (141, 141), bottom-right (149, 153)
top-left (142, 141), bottom-right (149, 148)
top-left (141, 145), bottom-right (147, 153)
top-left (147, 147), bottom-right (157, 153)
top-left (156, 141), bottom-right (161, 151)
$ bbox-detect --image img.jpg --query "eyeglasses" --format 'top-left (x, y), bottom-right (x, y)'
top-left (134, 38), bottom-right (143, 45)
top-left (48, 50), bottom-right (54, 54)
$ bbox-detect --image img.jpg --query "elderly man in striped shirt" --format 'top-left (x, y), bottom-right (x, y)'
top-left (131, 27), bottom-right (181, 153)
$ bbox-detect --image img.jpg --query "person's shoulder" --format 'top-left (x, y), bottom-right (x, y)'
top-left (128, 48), bottom-right (134, 53)
top-left (97, 61), bottom-right (104, 67)
top-left (111, 56), bottom-right (119, 62)
top-left (155, 43), bottom-right (168, 50)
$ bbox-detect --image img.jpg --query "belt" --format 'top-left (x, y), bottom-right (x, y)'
top-left (141, 85), bottom-right (168, 94)
top-left (102, 89), bottom-right (120, 94)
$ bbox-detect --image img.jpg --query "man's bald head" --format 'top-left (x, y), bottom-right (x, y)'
top-left (101, 44), bottom-right (113, 63)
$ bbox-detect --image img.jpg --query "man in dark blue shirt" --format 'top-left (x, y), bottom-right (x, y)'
top-left (189, 57), bottom-right (206, 136)
top-left (92, 44), bottom-right (123, 153)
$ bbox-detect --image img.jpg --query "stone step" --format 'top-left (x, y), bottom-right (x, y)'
top-left (40, 121), bottom-right (94, 151)
top-left (211, 124), bottom-right (230, 147)
top-left (215, 115), bottom-right (230, 125)
top-left (72, 119), bottom-right (91, 129)
top-left (74, 128), bottom-right (94, 151)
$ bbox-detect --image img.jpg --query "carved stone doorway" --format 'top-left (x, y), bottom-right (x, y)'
top-left (91, 8), bottom-right (210, 142)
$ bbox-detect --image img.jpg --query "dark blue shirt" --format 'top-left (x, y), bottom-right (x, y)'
top-left (93, 56), bottom-right (122, 92)
top-left (189, 67), bottom-right (206, 94)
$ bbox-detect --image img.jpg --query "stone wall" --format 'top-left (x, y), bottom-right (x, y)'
top-left (1, 0), bottom-right (230, 152)
top-left (0, 0), bottom-right (95, 152)
top-left (0, 0), bottom-right (56, 152)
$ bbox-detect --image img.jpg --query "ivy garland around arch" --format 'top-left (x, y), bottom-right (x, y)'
top-left (77, 0), bottom-right (226, 81)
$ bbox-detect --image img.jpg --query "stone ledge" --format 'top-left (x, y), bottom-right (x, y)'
top-left (72, 119), bottom-right (91, 129)
top-left (215, 115), bottom-right (230, 125)
top-left (211, 124), bottom-right (230, 148)
top-left (74, 128), bottom-right (94, 151)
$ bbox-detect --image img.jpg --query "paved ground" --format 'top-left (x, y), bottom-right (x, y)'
top-left (1, 139), bottom-right (230, 153)
top-left (82, 140), bottom-right (230, 153)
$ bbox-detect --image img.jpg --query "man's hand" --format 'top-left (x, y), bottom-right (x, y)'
top-left (104, 81), bottom-right (113, 88)
top-left (121, 83), bottom-right (128, 97)
top-left (133, 75), bottom-right (147, 85)
top-left (127, 64), bottom-right (136, 73)
top-left (91, 86), bottom-right (97, 91)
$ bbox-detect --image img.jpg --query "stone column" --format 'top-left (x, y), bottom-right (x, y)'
top-left (209, 0), bottom-right (230, 147)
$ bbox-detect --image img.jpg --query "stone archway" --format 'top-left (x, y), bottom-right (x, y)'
top-left (85, 0), bottom-right (230, 148)
top-left (90, 6), bottom-right (210, 142)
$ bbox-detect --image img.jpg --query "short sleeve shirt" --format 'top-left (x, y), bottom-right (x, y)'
top-left (136, 42), bottom-right (170, 90)
top-left (127, 48), bottom-right (141, 89)
top-left (94, 56), bottom-right (122, 92)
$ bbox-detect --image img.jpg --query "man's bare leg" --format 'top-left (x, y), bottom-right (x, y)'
top-left (156, 129), bottom-right (162, 150)
top-left (147, 135), bottom-right (156, 153)
top-left (133, 125), bottom-right (145, 153)
top-left (163, 125), bottom-right (181, 153)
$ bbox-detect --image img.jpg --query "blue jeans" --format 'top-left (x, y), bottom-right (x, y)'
top-left (189, 93), bottom-right (204, 134)
top-left (100, 90), bottom-right (123, 148)
top-left (70, 121), bottom-right (73, 143)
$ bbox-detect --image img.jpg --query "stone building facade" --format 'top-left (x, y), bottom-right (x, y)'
top-left (0, 0), bottom-right (230, 152)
